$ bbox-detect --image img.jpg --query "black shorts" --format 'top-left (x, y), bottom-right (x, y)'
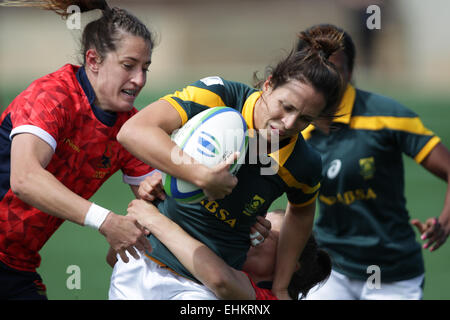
top-left (0, 260), bottom-right (47, 300)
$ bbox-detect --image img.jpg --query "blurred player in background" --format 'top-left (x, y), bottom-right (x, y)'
top-left (0, 0), bottom-right (156, 299)
top-left (120, 198), bottom-right (332, 300)
top-left (109, 28), bottom-right (345, 300)
top-left (300, 24), bottom-right (450, 300)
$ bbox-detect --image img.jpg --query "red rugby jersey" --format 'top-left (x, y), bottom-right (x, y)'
top-left (245, 274), bottom-right (278, 300)
top-left (0, 64), bottom-right (153, 272)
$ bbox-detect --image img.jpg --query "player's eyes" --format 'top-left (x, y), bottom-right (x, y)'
top-left (283, 105), bottom-right (294, 113)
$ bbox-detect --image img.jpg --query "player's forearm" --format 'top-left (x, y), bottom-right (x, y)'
top-left (118, 122), bottom-right (209, 188)
top-left (10, 165), bottom-right (92, 225)
top-left (272, 202), bottom-right (315, 299)
top-left (129, 201), bottom-right (254, 299)
top-left (422, 143), bottom-right (450, 236)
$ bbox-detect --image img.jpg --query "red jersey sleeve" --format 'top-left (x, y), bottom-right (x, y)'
top-left (121, 151), bottom-right (154, 185)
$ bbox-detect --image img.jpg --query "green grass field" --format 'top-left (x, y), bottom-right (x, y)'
top-left (1, 88), bottom-right (449, 300)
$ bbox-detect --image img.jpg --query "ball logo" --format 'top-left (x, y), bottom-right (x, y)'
top-left (197, 131), bottom-right (221, 158)
top-left (327, 159), bottom-right (342, 179)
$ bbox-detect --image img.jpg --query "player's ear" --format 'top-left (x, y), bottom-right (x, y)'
top-left (85, 49), bottom-right (102, 73)
top-left (263, 76), bottom-right (273, 94)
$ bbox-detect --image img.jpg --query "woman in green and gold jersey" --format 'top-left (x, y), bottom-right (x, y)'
top-left (109, 28), bottom-right (345, 300)
top-left (300, 24), bottom-right (450, 300)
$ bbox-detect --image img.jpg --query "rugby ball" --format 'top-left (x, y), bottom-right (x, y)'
top-left (161, 107), bottom-right (248, 203)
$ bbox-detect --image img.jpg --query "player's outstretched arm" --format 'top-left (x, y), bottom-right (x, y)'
top-left (126, 199), bottom-right (256, 300)
top-left (10, 133), bottom-right (151, 263)
top-left (412, 142), bottom-right (450, 251)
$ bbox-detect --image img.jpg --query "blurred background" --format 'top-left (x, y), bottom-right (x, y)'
top-left (1, 0), bottom-right (449, 299)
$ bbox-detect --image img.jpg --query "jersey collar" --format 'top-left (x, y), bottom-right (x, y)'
top-left (332, 84), bottom-right (356, 124)
top-left (301, 84), bottom-right (356, 139)
top-left (242, 91), bottom-right (261, 138)
top-left (76, 66), bottom-right (117, 127)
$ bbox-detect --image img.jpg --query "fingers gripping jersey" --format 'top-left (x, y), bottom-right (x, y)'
top-left (148, 77), bottom-right (322, 280)
top-left (0, 64), bottom-right (153, 272)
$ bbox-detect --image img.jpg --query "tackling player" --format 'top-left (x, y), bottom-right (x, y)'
top-left (0, 0), bottom-right (155, 299)
top-left (118, 198), bottom-right (331, 300)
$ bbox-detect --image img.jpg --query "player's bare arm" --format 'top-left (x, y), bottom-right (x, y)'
top-left (412, 143), bottom-right (450, 251)
top-left (272, 201), bottom-right (315, 300)
top-left (117, 100), bottom-right (237, 200)
top-left (126, 198), bottom-right (255, 299)
top-left (10, 133), bottom-right (151, 263)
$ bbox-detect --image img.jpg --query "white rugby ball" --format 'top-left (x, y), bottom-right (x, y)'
top-left (161, 107), bottom-right (248, 203)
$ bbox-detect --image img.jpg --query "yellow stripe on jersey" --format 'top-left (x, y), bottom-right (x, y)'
top-left (301, 124), bottom-right (314, 140)
top-left (289, 193), bottom-right (318, 207)
top-left (333, 85), bottom-right (356, 124)
top-left (301, 85), bottom-right (356, 140)
top-left (161, 96), bottom-right (189, 125)
top-left (161, 86), bottom-right (226, 126)
top-left (350, 116), bottom-right (434, 135)
top-left (414, 136), bottom-right (441, 163)
top-left (269, 135), bottom-right (298, 167)
top-left (242, 91), bottom-right (261, 137)
top-left (277, 165), bottom-right (321, 194)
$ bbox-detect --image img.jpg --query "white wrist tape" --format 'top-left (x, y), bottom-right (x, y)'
top-left (250, 231), bottom-right (264, 246)
top-left (84, 203), bottom-right (110, 230)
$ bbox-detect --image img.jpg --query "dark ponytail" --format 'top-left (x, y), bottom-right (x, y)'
top-left (2, 0), bottom-right (156, 65)
top-left (0, 0), bottom-right (109, 17)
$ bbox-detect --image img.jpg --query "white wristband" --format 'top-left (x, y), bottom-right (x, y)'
top-left (84, 203), bottom-right (110, 230)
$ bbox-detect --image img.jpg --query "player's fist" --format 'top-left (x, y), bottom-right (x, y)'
top-left (138, 171), bottom-right (166, 202)
top-left (200, 152), bottom-right (239, 200)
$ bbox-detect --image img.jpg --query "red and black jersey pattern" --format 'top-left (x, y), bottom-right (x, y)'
top-left (0, 64), bottom-right (152, 272)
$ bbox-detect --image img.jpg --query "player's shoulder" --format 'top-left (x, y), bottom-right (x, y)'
top-left (293, 135), bottom-right (322, 171)
top-left (7, 64), bottom-right (80, 112)
top-left (36, 64), bottom-right (78, 90)
top-left (354, 88), bottom-right (417, 118)
top-left (280, 135), bottom-right (323, 182)
top-left (190, 76), bottom-right (256, 100)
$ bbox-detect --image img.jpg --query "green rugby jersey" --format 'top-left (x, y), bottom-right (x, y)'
top-left (148, 76), bottom-right (322, 281)
top-left (302, 85), bottom-right (441, 282)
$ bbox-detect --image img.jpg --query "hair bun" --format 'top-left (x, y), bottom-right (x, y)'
top-left (298, 25), bottom-right (344, 60)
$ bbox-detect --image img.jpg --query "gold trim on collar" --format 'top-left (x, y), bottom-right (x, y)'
top-left (242, 91), bottom-right (261, 137)
top-left (269, 135), bottom-right (298, 167)
top-left (333, 84), bottom-right (356, 124)
top-left (300, 85), bottom-right (356, 139)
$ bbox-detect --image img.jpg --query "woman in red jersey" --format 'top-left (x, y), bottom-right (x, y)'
top-left (0, 0), bottom-right (156, 299)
